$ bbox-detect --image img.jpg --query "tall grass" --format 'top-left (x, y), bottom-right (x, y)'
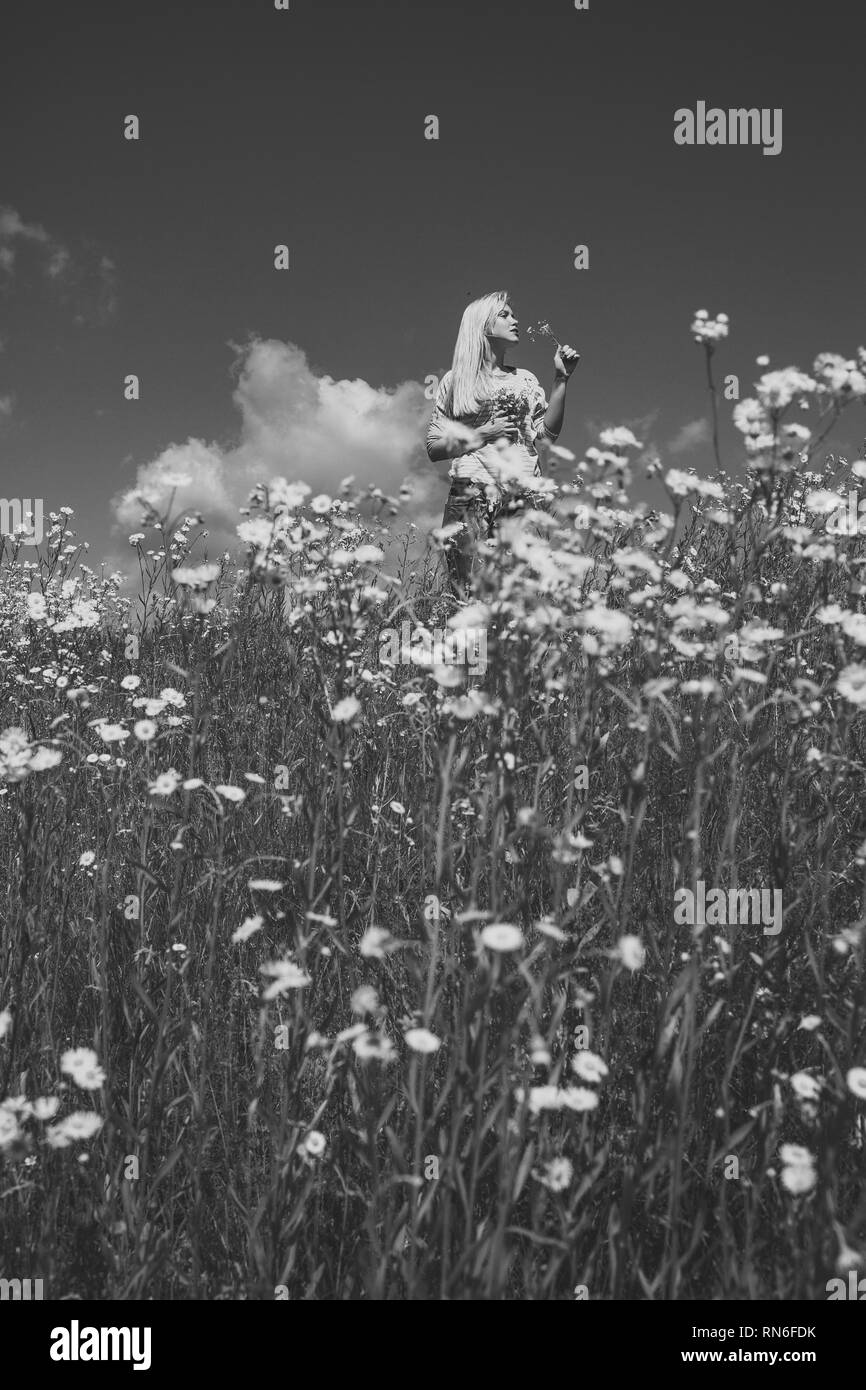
top-left (1, 329), bottom-right (866, 1300)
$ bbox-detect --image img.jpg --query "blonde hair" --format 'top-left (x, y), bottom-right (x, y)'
top-left (446, 290), bottom-right (510, 418)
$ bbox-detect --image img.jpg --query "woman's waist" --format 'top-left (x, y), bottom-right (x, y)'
top-left (449, 444), bottom-right (540, 479)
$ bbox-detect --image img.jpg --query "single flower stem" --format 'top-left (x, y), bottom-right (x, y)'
top-left (705, 344), bottom-right (723, 473)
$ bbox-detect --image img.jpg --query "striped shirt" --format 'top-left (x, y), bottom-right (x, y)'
top-left (426, 367), bottom-right (553, 499)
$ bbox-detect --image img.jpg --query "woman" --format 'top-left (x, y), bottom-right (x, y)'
top-left (426, 291), bottom-right (580, 598)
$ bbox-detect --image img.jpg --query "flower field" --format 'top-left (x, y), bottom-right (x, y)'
top-left (2, 318), bottom-right (866, 1300)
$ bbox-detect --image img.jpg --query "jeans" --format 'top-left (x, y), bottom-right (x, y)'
top-left (441, 480), bottom-right (496, 599)
top-left (441, 478), bottom-right (551, 599)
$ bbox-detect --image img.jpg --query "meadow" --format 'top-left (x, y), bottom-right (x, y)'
top-left (2, 316), bottom-right (866, 1300)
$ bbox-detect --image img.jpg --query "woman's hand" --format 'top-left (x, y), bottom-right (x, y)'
top-left (544, 349), bottom-right (579, 438)
top-left (553, 344), bottom-right (581, 378)
top-left (476, 402), bottom-right (522, 445)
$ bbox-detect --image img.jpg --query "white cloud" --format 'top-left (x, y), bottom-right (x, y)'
top-left (0, 205), bottom-right (116, 322)
top-left (46, 246), bottom-right (72, 279)
top-left (0, 207), bottom-right (50, 273)
top-left (112, 337), bottom-right (444, 546)
top-left (0, 207), bottom-right (52, 279)
top-left (667, 418), bottom-right (711, 455)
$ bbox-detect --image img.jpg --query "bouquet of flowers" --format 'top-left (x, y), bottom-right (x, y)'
top-left (526, 319), bottom-right (564, 350)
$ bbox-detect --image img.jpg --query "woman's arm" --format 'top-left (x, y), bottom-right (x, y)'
top-left (426, 374), bottom-right (464, 462)
top-left (426, 397), bottom-right (521, 463)
top-left (541, 344), bottom-right (580, 439)
top-left (426, 410), bottom-right (457, 463)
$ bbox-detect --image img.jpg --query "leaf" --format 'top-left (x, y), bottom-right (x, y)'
top-left (151, 1147), bottom-right (185, 1190)
top-left (513, 1142), bottom-right (535, 1200)
top-left (709, 1119), bottom-right (757, 1168)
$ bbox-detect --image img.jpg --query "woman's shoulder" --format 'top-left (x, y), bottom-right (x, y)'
top-left (429, 370), bottom-right (453, 416)
top-left (435, 369), bottom-right (453, 401)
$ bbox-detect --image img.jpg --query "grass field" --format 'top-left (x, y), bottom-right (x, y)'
top-left (2, 326), bottom-right (866, 1300)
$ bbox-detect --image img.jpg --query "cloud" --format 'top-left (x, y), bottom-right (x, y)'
top-left (667, 418), bottom-right (711, 455)
top-left (112, 337), bottom-right (445, 549)
top-left (0, 207), bottom-right (51, 270)
top-left (0, 205), bottom-right (117, 324)
top-left (0, 206), bottom-right (55, 281)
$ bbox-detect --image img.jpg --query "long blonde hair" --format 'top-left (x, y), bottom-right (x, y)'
top-left (446, 290), bottom-right (510, 418)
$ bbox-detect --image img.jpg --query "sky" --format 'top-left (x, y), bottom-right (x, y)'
top-left (1, 0), bottom-right (864, 577)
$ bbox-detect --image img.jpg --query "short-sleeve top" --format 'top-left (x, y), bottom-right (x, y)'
top-left (426, 366), bottom-right (551, 497)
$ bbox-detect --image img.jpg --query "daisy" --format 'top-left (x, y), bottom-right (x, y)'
top-left (354, 545), bottom-right (384, 564)
top-left (599, 426), bottom-right (642, 451)
top-left (352, 1032), bottom-right (396, 1064)
top-left (837, 664), bottom-right (866, 707)
top-left (359, 926), bottom-right (394, 959)
top-left (351, 985), bottom-right (379, 1016)
top-left (805, 489), bottom-right (844, 516)
top-left (238, 519), bottom-right (274, 548)
top-left (535, 1157), bottom-right (574, 1192)
top-left (28, 745), bottom-right (63, 773)
top-left (559, 1086), bottom-right (600, 1113)
top-left (32, 1096), bottom-right (60, 1121)
top-left (527, 1085), bottom-right (564, 1113)
top-left (159, 687), bottom-right (187, 708)
top-left (616, 935), bottom-right (646, 971)
top-left (480, 923), bottom-right (524, 952)
top-left (149, 769), bottom-right (181, 796)
top-left (268, 478), bottom-right (310, 511)
top-left (97, 723), bottom-right (130, 744)
top-left (299, 1130), bottom-right (327, 1159)
top-left (46, 1111), bottom-right (104, 1147)
top-left (790, 1072), bottom-right (821, 1102)
top-left (780, 1162), bottom-right (817, 1195)
top-left (332, 696), bottom-right (361, 723)
top-left (260, 960), bottom-right (311, 999)
top-left (404, 1027), bottom-right (442, 1054)
top-left (215, 784), bottom-right (246, 802)
top-left (138, 698), bottom-right (167, 717)
top-left (846, 1067), bottom-right (866, 1100)
top-left (780, 1145), bottom-right (814, 1168)
top-left (171, 563), bottom-right (220, 588)
top-left (571, 1050), bottom-right (609, 1084)
top-left (61, 1047), bottom-right (106, 1090)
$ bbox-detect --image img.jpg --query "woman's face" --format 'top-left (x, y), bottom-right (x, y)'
top-left (487, 302), bottom-right (519, 346)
